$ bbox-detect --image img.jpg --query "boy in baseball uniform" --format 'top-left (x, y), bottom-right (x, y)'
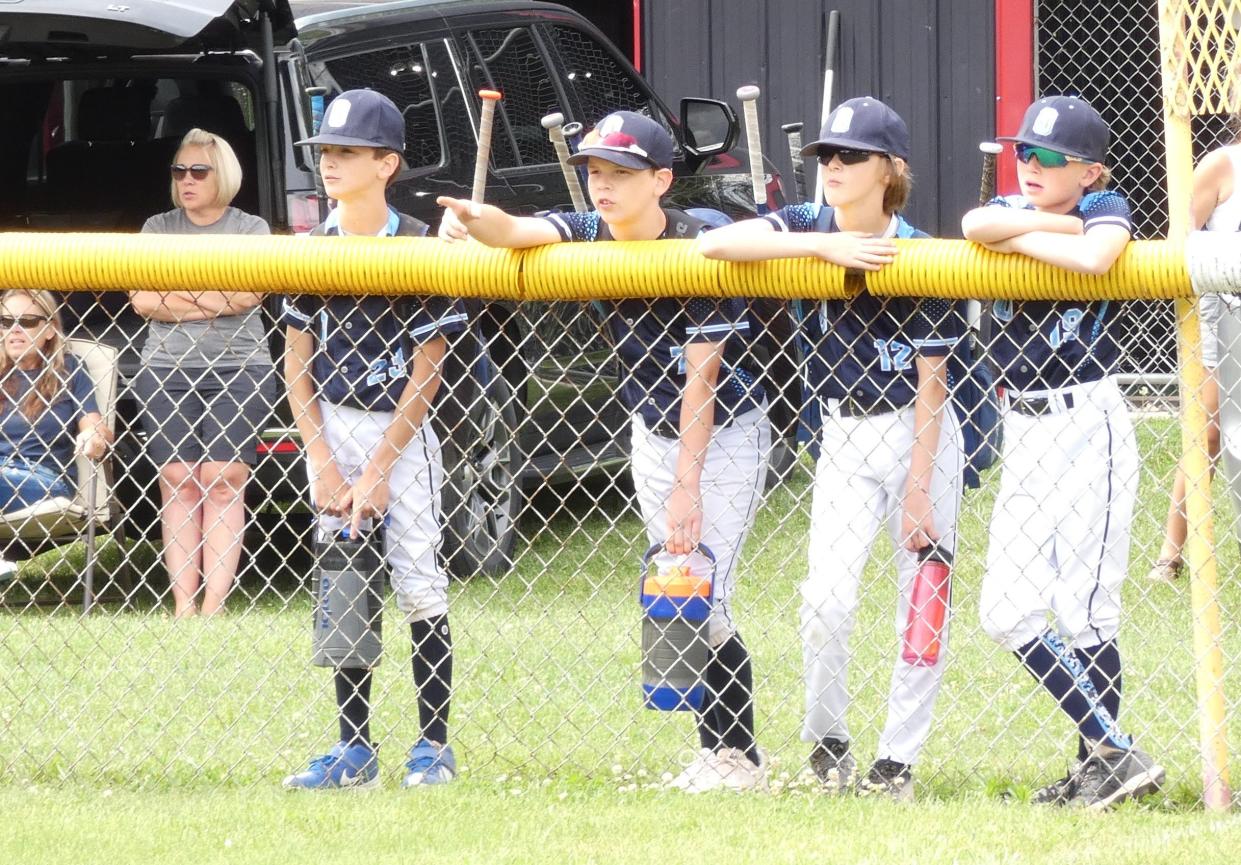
top-left (438, 111), bottom-right (771, 792)
top-left (701, 97), bottom-right (964, 801)
top-left (962, 95), bottom-right (1165, 809)
top-left (282, 89), bottom-right (467, 790)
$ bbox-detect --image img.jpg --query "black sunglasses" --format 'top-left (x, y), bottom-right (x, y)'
top-left (170, 163), bottom-right (213, 181)
top-left (0, 314), bottom-right (48, 330)
top-left (817, 148), bottom-right (882, 166)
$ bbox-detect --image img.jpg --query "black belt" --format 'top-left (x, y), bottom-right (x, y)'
top-left (1008, 393), bottom-right (1075, 416)
top-left (836, 396), bottom-right (911, 418)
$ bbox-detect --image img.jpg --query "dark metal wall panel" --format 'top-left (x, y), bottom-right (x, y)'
top-left (936, 0), bottom-right (998, 229)
top-left (642, 0), bottom-right (996, 236)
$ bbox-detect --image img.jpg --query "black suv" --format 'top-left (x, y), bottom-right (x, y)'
top-left (0, 0), bottom-right (795, 577)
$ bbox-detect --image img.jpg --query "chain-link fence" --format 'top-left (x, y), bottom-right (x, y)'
top-left (0, 1), bottom-right (1237, 806)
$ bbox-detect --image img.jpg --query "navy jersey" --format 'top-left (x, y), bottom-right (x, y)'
top-left (542, 209), bottom-right (765, 432)
top-left (764, 203), bottom-right (962, 406)
top-left (0, 354), bottom-right (99, 482)
top-left (984, 190), bottom-right (1133, 391)
top-left (282, 208), bottom-right (468, 412)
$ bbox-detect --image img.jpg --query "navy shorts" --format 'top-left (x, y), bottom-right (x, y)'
top-left (134, 365), bottom-right (276, 466)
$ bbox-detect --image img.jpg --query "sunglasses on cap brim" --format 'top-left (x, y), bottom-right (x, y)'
top-left (1013, 143), bottom-right (1091, 168)
top-left (816, 148), bottom-right (884, 166)
top-left (171, 163), bottom-right (213, 181)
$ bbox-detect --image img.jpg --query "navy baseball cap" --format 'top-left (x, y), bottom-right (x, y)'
top-left (998, 95), bottom-right (1109, 163)
top-left (800, 97), bottom-right (910, 161)
top-left (296, 89), bottom-right (406, 152)
top-left (567, 111), bottom-right (675, 170)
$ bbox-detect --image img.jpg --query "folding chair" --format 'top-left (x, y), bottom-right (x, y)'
top-left (0, 338), bottom-right (121, 613)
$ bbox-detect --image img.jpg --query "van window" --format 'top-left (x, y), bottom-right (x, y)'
top-left (0, 76), bottom-right (260, 231)
top-left (320, 42), bottom-right (446, 172)
top-left (544, 25), bottom-right (652, 126)
top-left (460, 27), bottom-right (559, 169)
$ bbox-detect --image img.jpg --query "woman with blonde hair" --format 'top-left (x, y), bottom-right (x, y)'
top-left (0, 289), bottom-right (112, 575)
top-left (130, 128), bottom-right (275, 617)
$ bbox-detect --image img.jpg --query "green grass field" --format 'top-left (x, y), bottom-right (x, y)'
top-left (2, 416), bottom-right (1239, 864)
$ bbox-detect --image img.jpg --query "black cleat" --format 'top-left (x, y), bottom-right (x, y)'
top-left (856, 758), bottom-right (914, 802)
top-left (809, 737), bottom-right (855, 794)
top-left (1072, 744), bottom-right (1165, 810)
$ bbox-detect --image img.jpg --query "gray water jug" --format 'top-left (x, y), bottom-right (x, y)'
top-left (312, 528), bottom-right (387, 668)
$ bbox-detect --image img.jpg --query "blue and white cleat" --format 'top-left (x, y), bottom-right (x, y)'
top-left (282, 741), bottom-right (380, 790)
top-left (401, 738), bottom-right (457, 788)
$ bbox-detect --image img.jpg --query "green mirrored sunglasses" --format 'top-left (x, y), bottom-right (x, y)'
top-left (1014, 143), bottom-right (1089, 168)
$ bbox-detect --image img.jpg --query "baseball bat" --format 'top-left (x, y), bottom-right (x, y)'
top-left (472, 89), bottom-right (502, 204)
top-left (541, 112), bottom-right (587, 212)
top-left (970, 142), bottom-right (1005, 337)
top-left (978, 141), bottom-right (1003, 206)
top-left (815, 9), bottom-right (841, 205)
top-left (737, 85), bottom-right (768, 215)
top-left (781, 121), bottom-right (806, 204)
top-left (561, 121), bottom-right (587, 191)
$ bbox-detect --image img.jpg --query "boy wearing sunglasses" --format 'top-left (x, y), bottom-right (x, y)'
top-left (961, 95), bottom-right (1164, 809)
top-left (701, 97), bottom-right (965, 802)
top-left (281, 89), bottom-right (467, 790)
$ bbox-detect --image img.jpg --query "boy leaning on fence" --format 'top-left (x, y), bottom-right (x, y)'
top-left (961, 95), bottom-right (1164, 809)
top-left (700, 97), bottom-right (965, 803)
top-left (438, 111), bottom-right (772, 793)
top-left (280, 89), bottom-right (468, 790)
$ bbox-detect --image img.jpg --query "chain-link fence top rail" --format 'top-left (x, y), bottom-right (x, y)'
top-left (0, 8), bottom-right (1236, 808)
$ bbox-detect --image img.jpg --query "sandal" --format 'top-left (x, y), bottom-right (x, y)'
top-left (1146, 558), bottom-right (1183, 583)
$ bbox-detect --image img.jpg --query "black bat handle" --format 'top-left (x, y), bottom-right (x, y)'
top-left (782, 122), bottom-right (806, 204)
top-left (979, 142), bottom-right (1003, 206)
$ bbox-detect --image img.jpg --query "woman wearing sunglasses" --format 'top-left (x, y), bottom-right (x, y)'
top-left (961, 95), bottom-right (1163, 809)
top-left (0, 289), bottom-right (112, 577)
top-left (130, 127), bottom-right (275, 618)
top-left (700, 97), bottom-right (965, 801)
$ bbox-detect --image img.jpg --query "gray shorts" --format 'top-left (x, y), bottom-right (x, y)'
top-left (1201, 293), bottom-right (1222, 369)
top-left (134, 364), bottom-right (277, 466)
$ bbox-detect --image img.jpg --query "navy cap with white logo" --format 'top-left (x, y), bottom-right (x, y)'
top-left (296, 89), bottom-right (406, 152)
top-left (567, 111), bottom-right (675, 170)
top-left (799, 96), bottom-right (910, 161)
top-left (998, 95), bottom-right (1109, 163)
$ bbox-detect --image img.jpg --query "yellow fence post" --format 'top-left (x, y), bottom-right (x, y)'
top-left (1159, 0), bottom-right (1232, 812)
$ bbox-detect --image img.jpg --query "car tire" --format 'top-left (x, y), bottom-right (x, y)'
top-left (765, 436), bottom-right (800, 490)
top-left (112, 428), bottom-right (159, 542)
top-left (439, 372), bottom-right (523, 579)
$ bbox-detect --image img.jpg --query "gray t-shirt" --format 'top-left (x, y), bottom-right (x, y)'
top-left (138, 207), bottom-right (273, 370)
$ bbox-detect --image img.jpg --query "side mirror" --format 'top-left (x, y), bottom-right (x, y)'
top-left (680, 97), bottom-right (738, 158)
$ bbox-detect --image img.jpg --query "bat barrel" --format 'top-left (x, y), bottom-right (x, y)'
top-left (737, 86), bottom-right (766, 213)
top-left (472, 90), bottom-right (503, 204)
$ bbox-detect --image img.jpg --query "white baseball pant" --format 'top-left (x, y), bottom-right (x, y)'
top-left (631, 406), bottom-right (770, 648)
top-left (800, 402), bottom-right (963, 766)
top-left (980, 376), bottom-right (1138, 652)
top-left (309, 400), bottom-right (449, 622)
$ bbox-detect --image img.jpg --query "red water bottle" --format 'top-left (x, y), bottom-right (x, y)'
top-left (902, 545), bottom-right (952, 666)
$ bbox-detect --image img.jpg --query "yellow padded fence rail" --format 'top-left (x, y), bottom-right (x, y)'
top-left (0, 233), bottom-right (1195, 301)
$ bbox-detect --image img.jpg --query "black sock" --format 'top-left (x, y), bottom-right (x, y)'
top-left (704, 634), bottom-right (759, 764)
top-left (1014, 631), bottom-right (1129, 750)
top-left (411, 615), bottom-right (453, 745)
top-left (1074, 640), bottom-right (1123, 761)
top-left (334, 666), bottom-right (372, 747)
top-left (696, 689), bottom-right (721, 752)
